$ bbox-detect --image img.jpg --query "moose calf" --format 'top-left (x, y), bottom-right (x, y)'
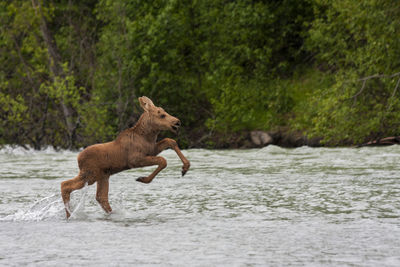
top-left (61, 96), bottom-right (190, 218)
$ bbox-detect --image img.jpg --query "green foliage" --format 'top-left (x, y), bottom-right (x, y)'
top-left (78, 95), bottom-right (115, 146)
top-left (206, 77), bottom-right (295, 132)
top-left (298, 0), bottom-right (400, 144)
top-left (1, 0), bottom-right (400, 148)
top-left (0, 92), bottom-right (27, 122)
top-left (200, 0), bottom-right (313, 133)
top-left (39, 64), bottom-right (84, 109)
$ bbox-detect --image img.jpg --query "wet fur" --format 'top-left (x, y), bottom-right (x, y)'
top-left (60, 96), bottom-right (190, 218)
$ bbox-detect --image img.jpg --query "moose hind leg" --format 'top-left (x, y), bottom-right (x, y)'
top-left (96, 178), bottom-right (112, 214)
top-left (61, 174), bottom-right (86, 218)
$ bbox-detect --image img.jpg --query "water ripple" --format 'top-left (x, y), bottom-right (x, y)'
top-left (1, 146), bottom-right (400, 265)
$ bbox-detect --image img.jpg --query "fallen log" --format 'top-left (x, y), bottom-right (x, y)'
top-left (357, 136), bottom-right (400, 147)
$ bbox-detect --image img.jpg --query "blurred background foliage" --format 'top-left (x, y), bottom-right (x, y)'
top-left (1, 0), bottom-right (399, 149)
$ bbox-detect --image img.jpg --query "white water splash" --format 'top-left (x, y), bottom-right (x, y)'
top-left (1, 194), bottom-right (64, 221)
top-left (65, 183), bottom-right (89, 220)
top-left (1, 184), bottom-right (91, 221)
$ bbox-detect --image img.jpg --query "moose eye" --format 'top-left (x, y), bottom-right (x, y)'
top-left (160, 114), bottom-right (166, 119)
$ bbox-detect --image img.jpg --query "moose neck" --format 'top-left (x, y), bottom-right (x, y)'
top-left (133, 112), bottom-right (159, 141)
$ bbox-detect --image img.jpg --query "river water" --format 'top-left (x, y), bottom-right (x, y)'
top-left (0, 145), bottom-right (399, 266)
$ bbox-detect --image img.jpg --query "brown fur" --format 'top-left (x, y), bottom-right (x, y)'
top-left (61, 96), bottom-right (190, 218)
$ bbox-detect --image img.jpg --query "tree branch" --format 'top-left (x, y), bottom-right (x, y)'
top-left (350, 72), bottom-right (400, 104)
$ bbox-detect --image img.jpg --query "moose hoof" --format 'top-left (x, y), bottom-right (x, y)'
top-left (182, 169), bottom-right (187, 177)
top-left (136, 177), bottom-right (149, 183)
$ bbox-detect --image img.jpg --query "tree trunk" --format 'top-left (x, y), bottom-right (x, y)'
top-left (32, 0), bottom-right (76, 148)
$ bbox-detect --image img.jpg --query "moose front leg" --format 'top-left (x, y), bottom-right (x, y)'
top-left (156, 138), bottom-right (190, 176)
top-left (135, 156), bottom-right (167, 184)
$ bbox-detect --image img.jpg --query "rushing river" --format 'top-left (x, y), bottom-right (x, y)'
top-left (1, 145), bottom-right (400, 266)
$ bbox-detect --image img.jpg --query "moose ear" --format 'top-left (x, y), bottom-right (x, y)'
top-left (138, 96), bottom-right (155, 112)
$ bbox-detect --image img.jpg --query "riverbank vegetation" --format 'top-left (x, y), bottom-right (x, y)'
top-left (1, 0), bottom-right (399, 149)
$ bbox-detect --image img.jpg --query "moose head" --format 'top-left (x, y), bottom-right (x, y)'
top-left (138, 96), bottom-right (181, 133)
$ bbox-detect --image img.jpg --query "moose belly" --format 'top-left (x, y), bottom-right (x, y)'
top-left (78, 143), bottom-right (128, 173)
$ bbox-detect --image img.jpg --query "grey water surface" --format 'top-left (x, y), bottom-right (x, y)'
top-left (1, 145), bottom-right (400, 266)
